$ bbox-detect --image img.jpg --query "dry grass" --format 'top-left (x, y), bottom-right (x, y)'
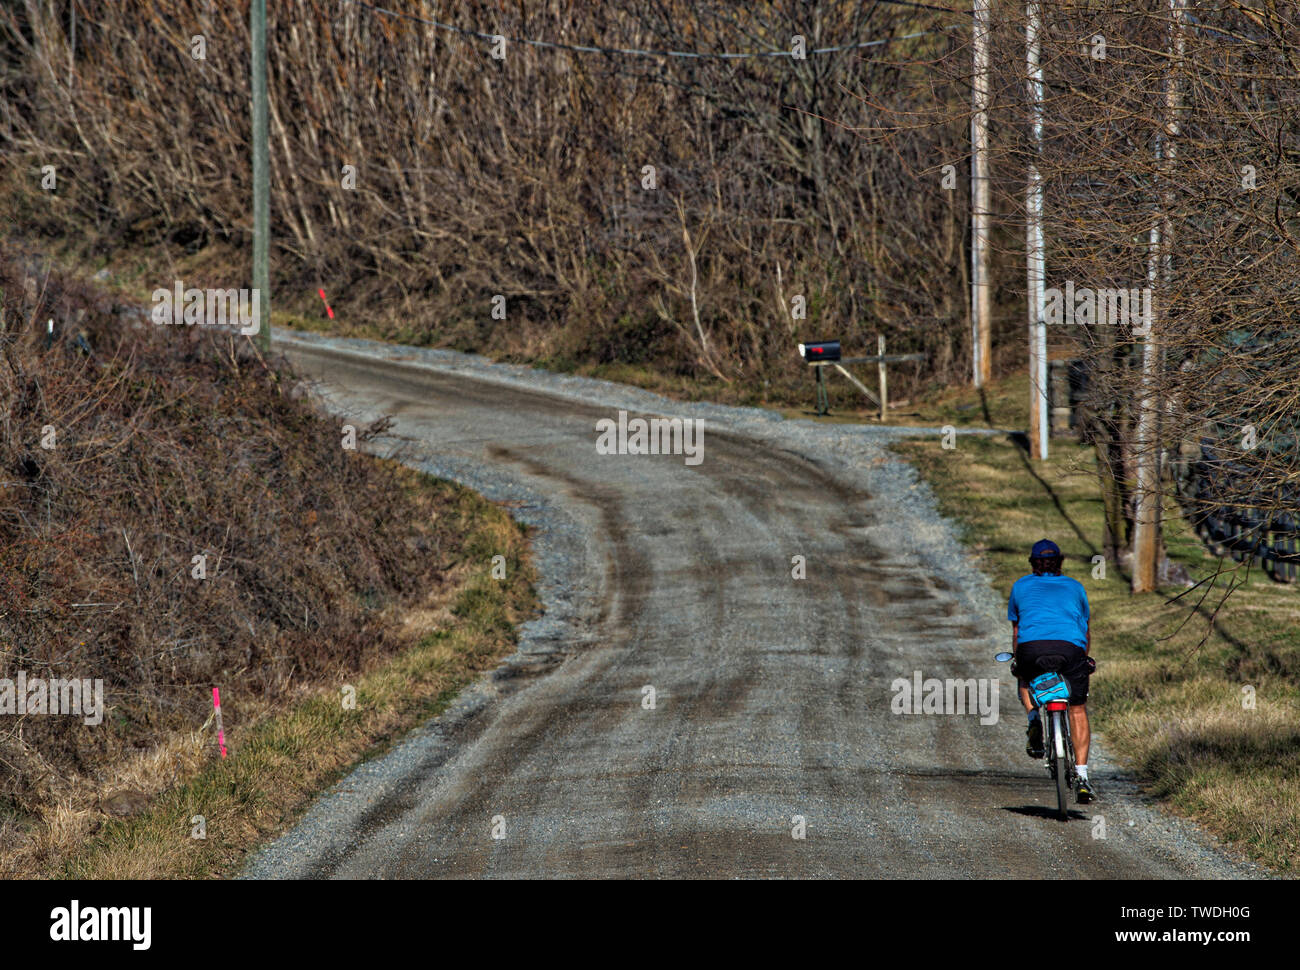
top-left (0, 247), bottom-right (537, 877)
top-left (57, 492), bottom-right (533, 879)
top-left (8, 469), bottom-right (535, 879)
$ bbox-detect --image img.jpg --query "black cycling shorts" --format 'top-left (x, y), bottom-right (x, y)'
top-left (1016, 639), bottom-right (1091, 705)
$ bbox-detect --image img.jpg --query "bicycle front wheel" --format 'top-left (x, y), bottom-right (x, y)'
top-left (1053, 710), bottom-right (1069, 818)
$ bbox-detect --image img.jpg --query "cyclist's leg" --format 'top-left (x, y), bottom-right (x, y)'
top-left (1015, 642), bottom-right (1046, 711)
top-left (1065, 648), bottom-right (1092, 767)
top-left (1068, 702), bottom-right (1090, 765)
top-left (1015, 644), bottom-right (1046, 757)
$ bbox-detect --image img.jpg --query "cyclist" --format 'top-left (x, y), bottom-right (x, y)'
top-left (1008, 539), bottom-right (1096, 804)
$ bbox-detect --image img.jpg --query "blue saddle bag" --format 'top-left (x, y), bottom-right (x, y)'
top-left (1029, 671), bottom-right (1070, 705)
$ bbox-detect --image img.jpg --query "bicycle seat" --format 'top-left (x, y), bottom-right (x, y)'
top-left (1036, 654), bottom-right (1066, 672)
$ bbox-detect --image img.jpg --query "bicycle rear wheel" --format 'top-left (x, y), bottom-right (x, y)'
top-left (1052, 711), bottom-right (1069, 818)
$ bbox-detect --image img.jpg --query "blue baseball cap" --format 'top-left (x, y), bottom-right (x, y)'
top-left (1031, 539), bottom-right (1061, 558)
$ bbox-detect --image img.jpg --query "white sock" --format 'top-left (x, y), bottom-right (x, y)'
top-left (1076, 764), bottom-right (1088, 780)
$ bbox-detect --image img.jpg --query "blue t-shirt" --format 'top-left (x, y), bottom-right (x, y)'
top-left (1007, 573), bottom-right (1090, 650)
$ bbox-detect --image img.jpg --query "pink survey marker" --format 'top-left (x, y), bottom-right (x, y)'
top-left (212, 687), bottom-right (227, 758)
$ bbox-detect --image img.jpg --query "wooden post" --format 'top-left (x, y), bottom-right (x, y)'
top-left (878, 334), bottom-right (888, 421)
top-left (251, 0), bottom-right (271, 352)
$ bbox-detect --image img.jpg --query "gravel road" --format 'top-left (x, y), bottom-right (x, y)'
top-left (241, 330), bottom-right (1263, 879)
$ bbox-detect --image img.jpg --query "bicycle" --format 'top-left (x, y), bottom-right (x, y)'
top-left (995, 650), bottom-right (1077, 820)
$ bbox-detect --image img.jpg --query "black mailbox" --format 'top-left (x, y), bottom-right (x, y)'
top-left (798, 340), bottom-right (841, 363)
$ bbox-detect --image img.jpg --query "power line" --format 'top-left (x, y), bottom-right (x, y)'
top-left (339, 0), bottom-right (964, 60)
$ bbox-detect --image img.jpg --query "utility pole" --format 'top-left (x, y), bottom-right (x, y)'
top-left (1133, 0), bottom-right (1187, 593)
top-left (970, 0), bottom-right (993, 387)
top-left (878, 333), bottom-right (888, 422)
top-left (251, 0), bottom-right (271, 352)
top-left (1026, 2), bottom-right (1048, 460)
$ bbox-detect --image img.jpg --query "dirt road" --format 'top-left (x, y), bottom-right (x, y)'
top-left (242, 332), bottom-right (1259, 879)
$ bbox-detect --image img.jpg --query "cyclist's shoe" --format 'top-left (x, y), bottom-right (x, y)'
top-left (1026, 719), bottom-right (1044, 759)
top-left (1076, 777), bottom-right (1096, 804)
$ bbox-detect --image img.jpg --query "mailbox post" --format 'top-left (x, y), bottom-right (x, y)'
top-left (798, 338), bottom-right (924, 419)
top-left (798, 341), bottom-right (841, 416)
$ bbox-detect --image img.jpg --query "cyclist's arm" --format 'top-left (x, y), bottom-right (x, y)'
top-left (1081, 584), bottom-right (1091, 654)
top-left (1008, 584), bottom-right (1019, 655)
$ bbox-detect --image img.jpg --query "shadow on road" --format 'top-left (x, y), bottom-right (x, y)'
top-left (1003, 805), bottom-right (1093, 823)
